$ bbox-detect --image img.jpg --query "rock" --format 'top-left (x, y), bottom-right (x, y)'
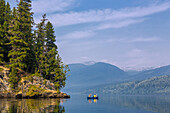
top-left (0, 69), bottom-right (70, 99)
top-left (16, 93), bottom-right (22, 98)
top-left (0, 92), bottom-right (15, 98)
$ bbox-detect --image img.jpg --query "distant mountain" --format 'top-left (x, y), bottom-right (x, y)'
top-left (131, 65), bottom-right (170, 80)
top-left (85, 75), bottom-right (170, 95)
top-left (63, 62), bottom-right (170, 94)
top-left (63, 62), bottom-right (129, 92)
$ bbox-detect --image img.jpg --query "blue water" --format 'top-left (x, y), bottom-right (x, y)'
top-left (63, 94), bottom-right (170, 113)
top-left (0, 94), bottom-right (170, 113)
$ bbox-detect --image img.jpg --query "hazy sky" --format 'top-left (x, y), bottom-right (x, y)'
top-left (9, 0), bottom-right (170, 70)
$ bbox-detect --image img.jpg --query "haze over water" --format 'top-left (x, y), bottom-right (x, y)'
top-left (0, 94), bottom-right (170, 113)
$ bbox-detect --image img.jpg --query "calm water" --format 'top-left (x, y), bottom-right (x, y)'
top-left (0, 94), bottom-right (170, 113)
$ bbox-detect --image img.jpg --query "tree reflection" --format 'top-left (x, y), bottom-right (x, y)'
top-left (0, 98), bottom-right (66, 113)
top-left (101, 95), bottom-right (170, 113)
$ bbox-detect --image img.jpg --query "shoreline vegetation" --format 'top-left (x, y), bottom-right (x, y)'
top-left (0, 0), bottom-right (70, 98)
top-left (85, 75), bottom-right (170, 95)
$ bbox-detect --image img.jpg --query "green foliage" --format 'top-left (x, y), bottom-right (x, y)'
top-left (34, 17), bottom-right (69, 90)
top-left (56, 89), bottom-right (61, 94)
top-left (90, 75), bottom-right (170, 95)
top-left (30, 72), bottom-right (41, 77)
top-left (0, 68), bottom-right (3, 72)
top-left (0, 0), bottom-right (69, 91)
top-left (0, 0), bottom-right (11, 63)
top-left (8, 0), bottom-right (33, 71)
top-left (34, 14), bottom-right (47, 76)
top-left (24, 72), bottom-right (41, 83)
top-left (26, 85), bottom-right (44, 97)
top-left (9, 65), bottom-right (20, 90)
top-left (43, 79), bottom-right (47, 85)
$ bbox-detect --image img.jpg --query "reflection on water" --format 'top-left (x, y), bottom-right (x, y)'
top-left (88, 99), bottom-right (98, 103)
top-left (0, 95), bottom-right (170, 113)
top-left (94, 99), bottom-right (97, 103)
top-left (101, 95), bottom-right (170, 113)
top-left (0, 98), bottom-right (66, 113)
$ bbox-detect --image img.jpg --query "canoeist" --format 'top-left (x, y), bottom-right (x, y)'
top-left (93, 94), bottom-right (97, 97)
top-left (88, 94), bottom-right (92, 97)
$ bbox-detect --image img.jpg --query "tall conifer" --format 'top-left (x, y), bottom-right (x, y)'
top-left (43, 21), bottom-right (57, 79)
top-left (3, 2), bottom-right (12, 62)
top-left (0, 0), bottom-right (6, 63)
top-left (20, 0), bottom-right (35, 73)
top-left (0, 0), bottom-right (69, 90)
top-left (34, 14), bottom-right (47, 76)
top-left (44, 21), bottom-right (69, 90)
top-left (8, 0), bottom-right (33, 88)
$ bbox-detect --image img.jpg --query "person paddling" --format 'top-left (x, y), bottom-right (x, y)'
top-left (93, 94), bottom-right (97, 97)
top-left (88, 94), bottom-right (92, 97)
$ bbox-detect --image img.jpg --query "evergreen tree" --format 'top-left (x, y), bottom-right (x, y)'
top-left (35, 19), bottom-right (69, 90)
top-left (0, 0), bottom-right (6, 63)
top-left (34, 14), bottom-right (47, 76)
top-left (19, 0), bottom-right (35, 73)
top-left (0, 1), bottom-right (12, 63)
top-left (45, 21), bottom-right (57, 51)
top-left (8, 0), bottom-right (33, 88)
top-left (0, 0), bottom-right (69, 90)
top-left (3, 2), bottom-right (12, 62)
top-left (44, 21), bottom-right (69, 90)
top-left (43, 21), bottom-right (57, 79)
top-left (8, 7), bottom-right (26, 88)
top-left (8, 0), bottom-right (33, 70)
top-left (53, 55), bottom-right (69, 90)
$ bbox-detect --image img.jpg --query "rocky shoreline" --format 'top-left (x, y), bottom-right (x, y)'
top-left (0, 67), bottom-right (70, 99)
top-left (0, 92), bottom-right (70, 99)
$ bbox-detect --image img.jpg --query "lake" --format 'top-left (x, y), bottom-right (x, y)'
top-left (0, 94), bottom-right (170, 113)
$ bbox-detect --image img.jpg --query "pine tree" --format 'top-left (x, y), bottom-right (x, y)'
top-left (45, 21), bottom-right (57, 51)
top-left (0, 0), bottom-right (70, 90)
top-left (0, 0), bottom-right (6, 63)
top-left (8, 0), bottom-right (33, 88)
top-left (8, 0), bottom-right (31, 69)
top-left (19, 0), bottom-right (35, 73)
top-left (43, 21), bottom-right (57, 79)
top-left (0, 1), bottom-right (12, 63)
top-left (44, 21), bottom-right (69, 90)
top-left (34, 14), bottom-right (47, 76)
top-left (53, 55), bottom-right (69, 90)
top-left (0, 0), bottom-right (5, 24)
top-left (3, 2), bottom-right (12, 62)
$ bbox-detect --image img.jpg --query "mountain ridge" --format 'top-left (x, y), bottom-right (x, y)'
top-left (85, 75), bottom-right (170, 95)
top-left (63, 62), bottom-right (170, 94)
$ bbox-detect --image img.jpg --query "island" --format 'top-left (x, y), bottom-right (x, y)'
top-left (0, 0), bottom-right (70, 98)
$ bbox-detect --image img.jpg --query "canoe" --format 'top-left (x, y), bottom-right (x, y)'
top-left (87, 97), bottom-right (98, 99)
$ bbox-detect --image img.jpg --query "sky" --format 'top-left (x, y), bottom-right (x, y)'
top-left (8, 0), bottom-right (170, 70)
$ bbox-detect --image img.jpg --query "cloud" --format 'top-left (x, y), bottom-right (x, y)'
top-left (122, 48), bottom-right (163, 70)
top-left (32, 0), bottom-right (76, 14)
top-left (59, 31), bottom-right (95, 40)
top-left (81, 56), bottom-right (90, 60)
top-left (130, 37), bottom-right (160, 42)
top-left (96, 18), bottom-right (146, 30)
top-left (100, 37), bottom-right (160, 44)
top-left (47, 2), bottom-right (170, 27)
top-left (126, 49), bottom-right (144, 58)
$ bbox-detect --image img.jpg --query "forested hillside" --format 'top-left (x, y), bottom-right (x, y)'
top-left (63, 62), bottom-right (129, 92)
top-left (67, 62), bottom-right (128, 85)
top-left (86, 75), bottom-right (170, 95)
top-left (130, 65), bottom-right (170, 80)
top-left (0, 0), bottom-right (69, 92)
